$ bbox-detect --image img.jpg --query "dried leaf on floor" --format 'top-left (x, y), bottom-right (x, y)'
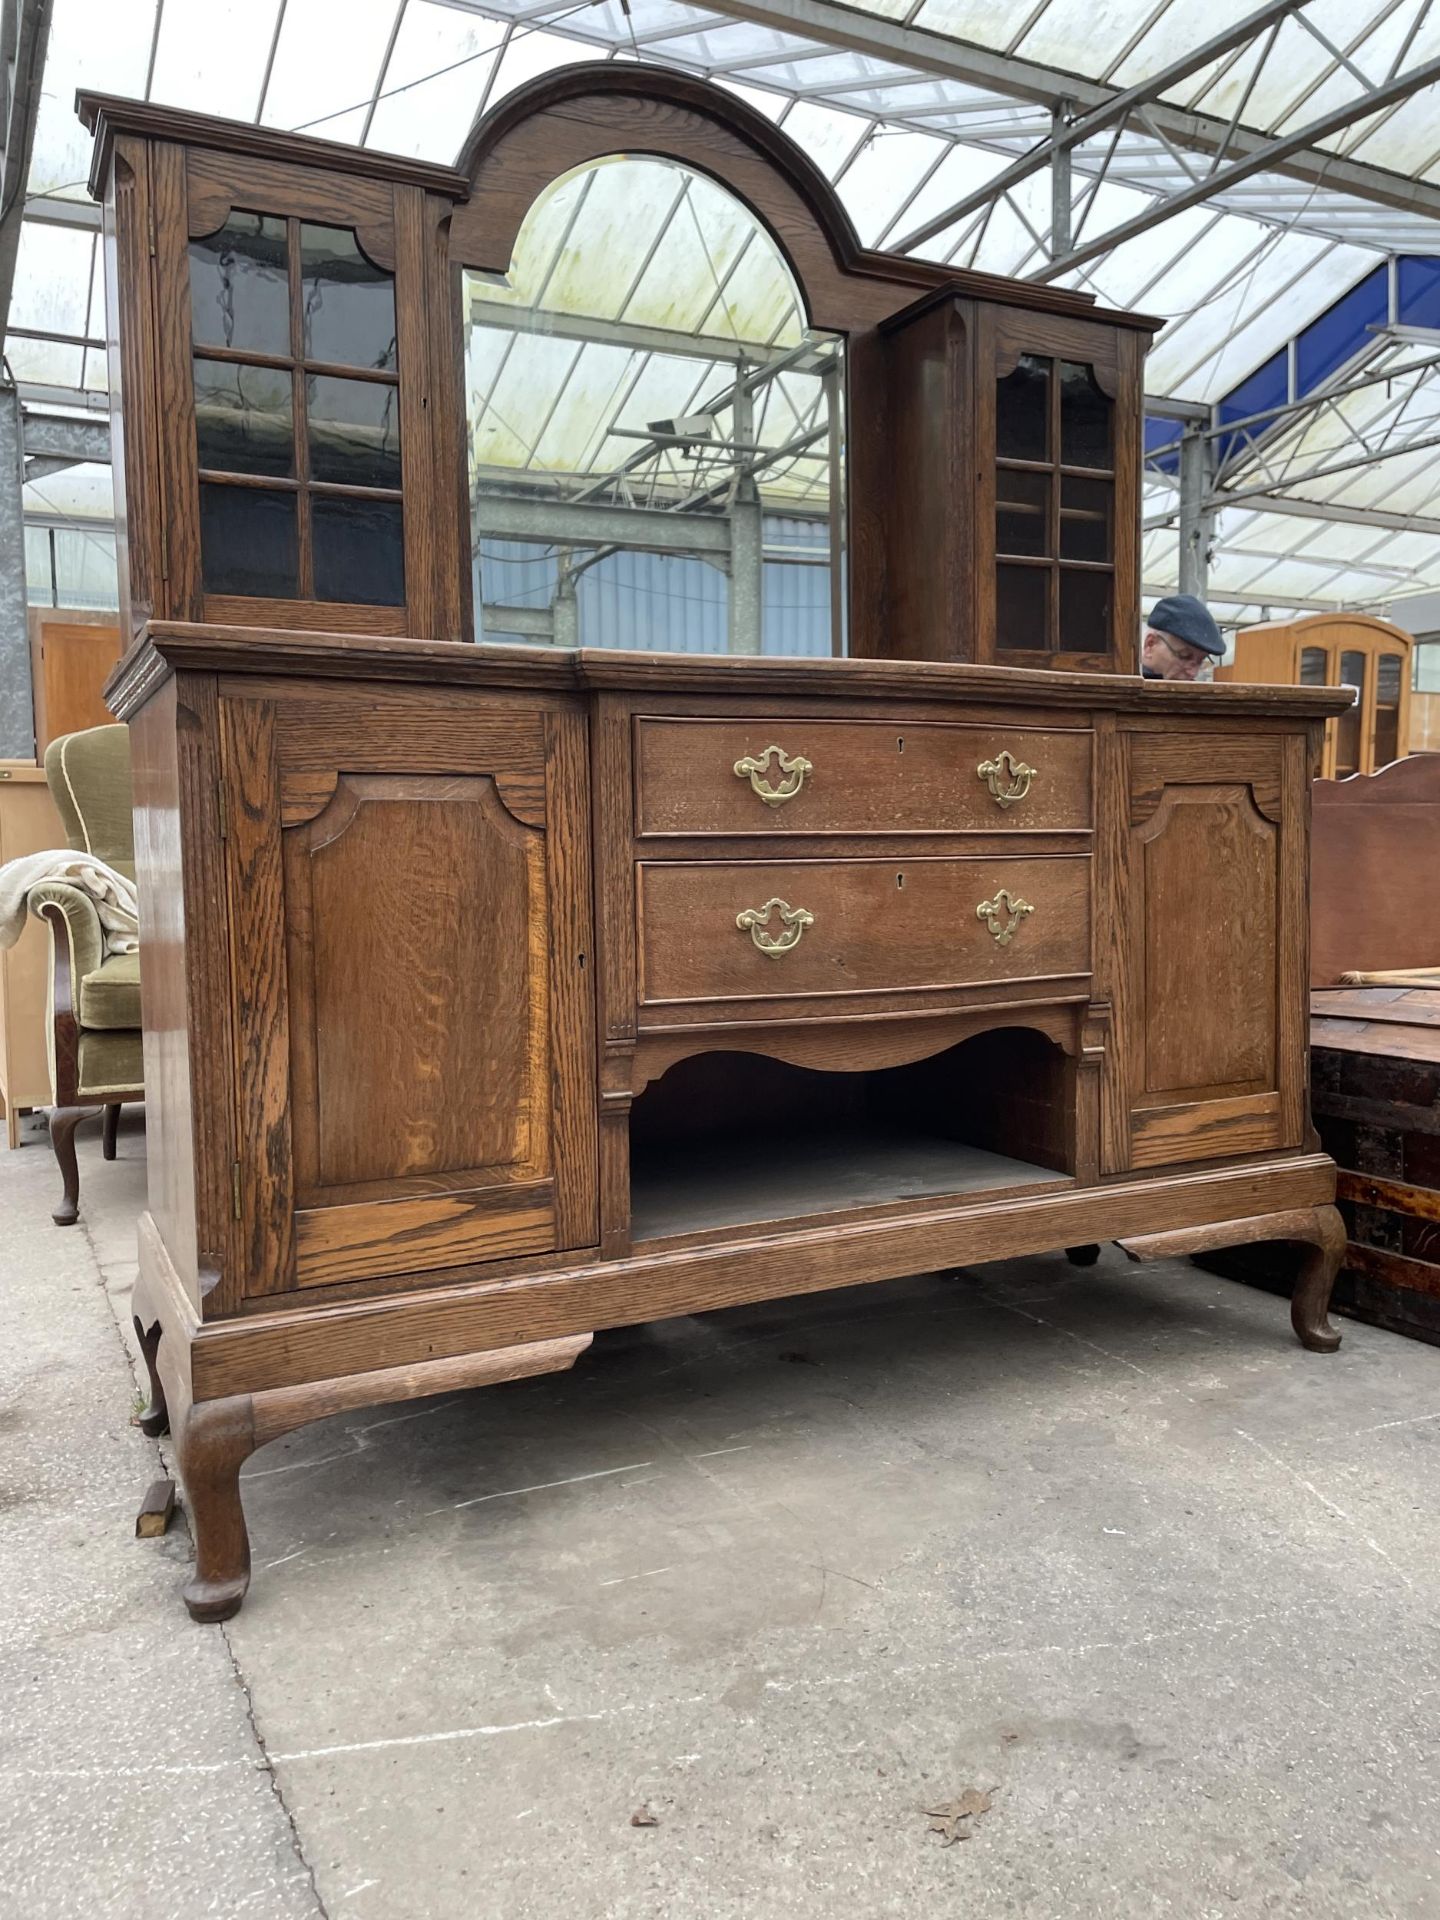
top-left (923, 1786), bottom-right (994, 1845)
top-left (630, 1808), bottom-right (659, 1827)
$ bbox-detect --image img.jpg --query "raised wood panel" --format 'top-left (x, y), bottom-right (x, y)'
top-left (220, 688), bottom-right (597, 1297)
top-left (284, 774), bottom-right (550, 1202)
top-left (1120, 732), bottom-right (1302, 1169)
top-left (634, 716), bottom-right (1092, 837)
top-left (1140, 785), bottom-right (1276, 1094)
top-left (638, 854), bottom-right (1091, 1008)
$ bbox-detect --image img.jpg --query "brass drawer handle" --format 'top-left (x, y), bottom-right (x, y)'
top-left (736, 896), bottom-right (814, 957)
top-left (977, 750), bottom-right (1037, 809)
top-left (734, 744), bottom-right (813, 807)
top-left (977, 889), bottom-right (1034, 945)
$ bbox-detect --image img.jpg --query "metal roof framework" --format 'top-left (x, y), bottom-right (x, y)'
top-left (8, 0), bottom-right (1440, 624)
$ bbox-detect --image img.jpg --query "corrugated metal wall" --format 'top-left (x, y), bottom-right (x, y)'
top-left (477, 514), bottom-right (836, 656)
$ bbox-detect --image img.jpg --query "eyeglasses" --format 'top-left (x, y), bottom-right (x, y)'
top-left (1154, 631), bottom-right (1209, 674)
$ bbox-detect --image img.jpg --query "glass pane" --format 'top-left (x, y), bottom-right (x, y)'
top-left (996, 354), bottom-right (1049, 463)
top-left (1059, 474), bottom-right (1111, 562)
top-left (307, 374), bottom-right (401, 488)
top-left (199, 483), bottom-right (298, 598)
top-left (1340, 649), bottom-right (1368, 697)
top-left (1059, 361), bottom-right (1112, 469)
top-left (1377, 652), bottom-right (1403, 704)
top-left (193, 355), bottom-right (293, 477)
top-left (996, 467), bottom-right (1049, 557)
top-left (1334, 707), bottom-right (1362, 776)
top-left (996, 563), bottom-right (1048, 650)
top-left (1375, 706), bottom-right (1400, 768)
top-left (302, 223), bottom-right (398, 372)
top-left (313, 495), bottom-right (405, 605)
top-left (1060, 568), bottom-right (1112, 654)
top-left (24, 524), bottom-right (53, 605)
top-left (1299, 646), bottom-right (1328, 686)
top-left (189, 212), bottom-right (289, 355)
top-left (462, 155), bottom-right (844, 655)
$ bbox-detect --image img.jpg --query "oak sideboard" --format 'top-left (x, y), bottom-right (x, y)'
top-left (109, 631), bottom-right (1347, 1618)
top-left (83, 65), bottom-right (1351, 1618)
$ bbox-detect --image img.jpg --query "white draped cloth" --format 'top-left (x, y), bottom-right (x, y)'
top-left (0, 850), bottom-right (140, 955)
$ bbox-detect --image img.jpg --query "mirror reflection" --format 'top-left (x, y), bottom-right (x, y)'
top-left (463, 156), bottom-right (845, 656)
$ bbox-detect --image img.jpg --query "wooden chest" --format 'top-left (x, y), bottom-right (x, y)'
top-left (1311, 988), bottom-right (1440, 1345)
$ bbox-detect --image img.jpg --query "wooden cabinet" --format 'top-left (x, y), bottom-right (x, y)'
top-left (0, 763), bottom-right (64, 1147)
top-left (84, 67), bottom-right (1349, 1626)
top-left (1218, 613), bottom-right (1412, 777)
top-left (867, 294), bottom-right (1145, 672)
top-left (217, 684), bottom-right (596, 1296)
top-left (28, 610), bottom-right (124, 753)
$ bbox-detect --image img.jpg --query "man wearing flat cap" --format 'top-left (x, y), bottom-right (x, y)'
top-left (1141, 594), bottom-right (1225, 681)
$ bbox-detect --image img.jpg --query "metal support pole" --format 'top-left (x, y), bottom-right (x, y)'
top-left (728, 370), bottom-right (763, 655)
top-left (1050, 98), bottom-right (1075, 260)
top-left (1178, 424), bottom-right (1216, 600)
top-left (0, 387), bottom-right (33, 756)
top-left (552, 552), bottom-right (580, 649)
top-left (823, 360), bottom-right (845, 655)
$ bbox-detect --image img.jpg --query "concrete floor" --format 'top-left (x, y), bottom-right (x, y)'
top-left (3, 1115), bottom-right (1440, 1919)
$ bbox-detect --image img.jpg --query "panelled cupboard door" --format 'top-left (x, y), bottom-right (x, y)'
top-left (1117, 731), bottom-right (1308, 1169)
top-left (218, 686), bottom-right (596, 1297)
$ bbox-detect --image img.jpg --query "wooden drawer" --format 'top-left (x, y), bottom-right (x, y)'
top-left (634, 716), bottom-right (1092, 836)
top-left (638, 854), bottom-right (1091, 1006)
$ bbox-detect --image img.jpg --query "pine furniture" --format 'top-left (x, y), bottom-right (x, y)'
top-left (83, 66), bottom-right (1352, 1620)
top-left (28, 608), bottom-right (124, 755)
top-left (0, 762), bottom-right (63, 1149)
top-left (1219, 612), bottom-right (1412, 778)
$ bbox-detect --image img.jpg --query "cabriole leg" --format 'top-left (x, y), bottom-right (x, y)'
top-left (48, 1105), bottom-right (94, 1226)
top-left (177, 1396), bottom-right (257, 1623)
top-left (1290, 1203), bottom-right (1346, 1354)
top-left (1118, 1202), bottom-right (1347, 1352)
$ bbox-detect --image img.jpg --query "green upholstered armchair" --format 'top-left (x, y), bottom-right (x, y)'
top-left (33, 724), bottom-right (143, 1225)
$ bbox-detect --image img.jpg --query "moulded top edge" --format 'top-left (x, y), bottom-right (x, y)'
top-left (105, 623), bottom-right (1357, 725)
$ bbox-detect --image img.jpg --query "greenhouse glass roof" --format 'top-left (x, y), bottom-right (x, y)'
top-left (11, 0), bottom-right (1440, 623)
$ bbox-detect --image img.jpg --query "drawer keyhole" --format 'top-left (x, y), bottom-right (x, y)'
top-left (897, 736), bottom-right (904, 754)
top-left (896, 871), bottom-right (905, 889)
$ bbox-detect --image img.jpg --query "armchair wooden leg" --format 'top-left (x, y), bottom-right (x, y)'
top-left (49, 1105), bottom-right (98, 1227)
top-left (102, 1102), bottom-right (120, 1160)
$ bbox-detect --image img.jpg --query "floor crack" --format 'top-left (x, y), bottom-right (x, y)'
top-left (220, 1619), bottom-right (333, 1919)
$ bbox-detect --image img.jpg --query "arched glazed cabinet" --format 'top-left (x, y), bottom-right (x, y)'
top-left (81, 67), bottom-right (1350, 1620)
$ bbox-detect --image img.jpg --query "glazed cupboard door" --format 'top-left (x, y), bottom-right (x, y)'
top-left (1111, 730), bottom-right (1309, 1170)
top-left (218, 685), bottom-right (596, 1298)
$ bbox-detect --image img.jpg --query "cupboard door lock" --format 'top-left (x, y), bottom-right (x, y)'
top-left (977, 750), bottom-right (1037, 809)
top-left (976, 889), bottom-right (1034, 946)
top-left (734, 745), bottom-right (813, 807)
top-left (736, 896), bottom-right (814, 957)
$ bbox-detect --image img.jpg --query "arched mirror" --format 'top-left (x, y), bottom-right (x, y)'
top-left (463, 155), bottom-right (845, 656)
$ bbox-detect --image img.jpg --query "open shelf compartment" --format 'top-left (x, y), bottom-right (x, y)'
top-left (629, 1028), bottom-right (1076, 1244)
